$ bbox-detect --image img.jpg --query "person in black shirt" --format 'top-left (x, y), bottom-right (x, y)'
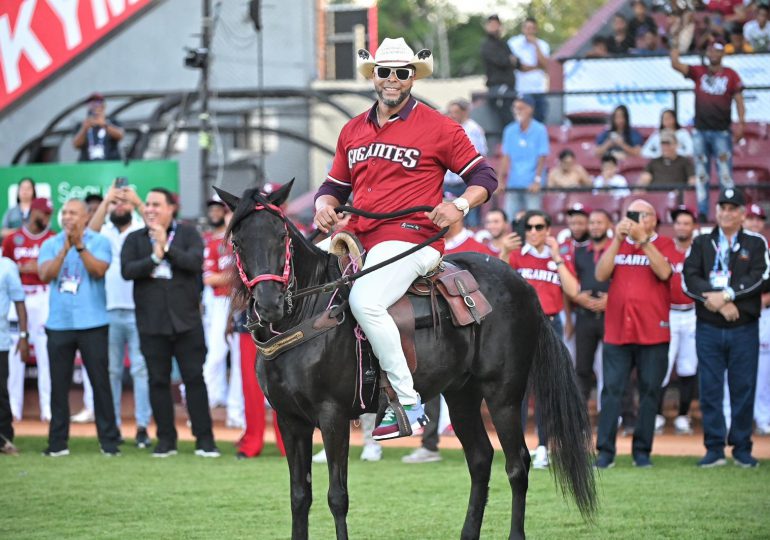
top-left (607, 14), bottom-right (635, 55)
top-left (683, 187), bottom-right (769, 468)
top-left (73, 93), bottom-right (124, 162)
top-left (627, 1), bottom-right (657, 47)
top-left (572, 209), bottom-right (612, 407)
top-left (480, 14), bottom-right (519, 129)
top-left (121, 188), bottom-right (218, 458)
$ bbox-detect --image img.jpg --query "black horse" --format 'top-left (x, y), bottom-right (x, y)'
top-left (216, 182), bottom-right (596, 540)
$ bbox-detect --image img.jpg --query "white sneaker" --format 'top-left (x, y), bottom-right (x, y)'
top-left (673, 415), bottom-right (693, 435)
top-left (70, 408), bottom-right (95, 424)
top-left (360, 443), bottom-right (383, 462)
top-left (532, 445), bottom-right (549, 469)
top-left (312, 449), bottom-right (327, 464)
top-left (654, 414), bottom-right (666, 434)
top-left (225, 418), bottom-right (245, 429)
top-left (401, 446), bottom-right (441, 464)
top-left (755, 424), bottom-right (770, 436)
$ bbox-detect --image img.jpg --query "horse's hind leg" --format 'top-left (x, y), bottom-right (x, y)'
top-left (281, 416), bottom-right (316, 540)
top-left (443, 382), bottom-right (494, 540)
top-left (484, 390), bottom-right (530, 540)
top-left (319, 406), bottom-right (352, 540)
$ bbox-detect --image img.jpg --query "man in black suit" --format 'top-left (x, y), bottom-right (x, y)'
top-left (121, 188), bottom-right (218, 457)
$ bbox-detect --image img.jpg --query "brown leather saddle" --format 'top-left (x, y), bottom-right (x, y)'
top-left (329, 231), bottom-right (493, 400)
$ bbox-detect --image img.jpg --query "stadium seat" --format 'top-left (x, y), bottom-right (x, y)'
top-left (542, 192), bottom-right (569, 224)
top-left (632, 191), bottom-right (679, 223)
top-left (566, 192), bottom-right (623, 222)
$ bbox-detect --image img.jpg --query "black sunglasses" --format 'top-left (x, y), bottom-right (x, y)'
top-left (375, 66), bottom-right (414, 81)
top-left (525, 223), bottom-right (547, 231)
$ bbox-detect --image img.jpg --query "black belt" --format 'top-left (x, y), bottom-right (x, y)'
top-left (575, 306), bottom-right (604, 319)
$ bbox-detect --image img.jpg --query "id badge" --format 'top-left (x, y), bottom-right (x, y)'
top-left (152, 260), bottom-right (173, 280)
top-left (709, 270), bottom-right (731, 289)
top-left (88, 144), bottom-right (105, 160)
top-left (59, 276), bottom-right (81, 294)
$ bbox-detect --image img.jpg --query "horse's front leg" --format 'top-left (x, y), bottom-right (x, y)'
top-left (319, 406), bottom-right (352, 540)
top-left (280, 415), bottom-right (316, 540)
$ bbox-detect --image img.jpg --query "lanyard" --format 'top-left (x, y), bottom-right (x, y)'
top-left (150, 221), bottom-right (177, 249)
top-left (713, 229), bottom-right (734, 273)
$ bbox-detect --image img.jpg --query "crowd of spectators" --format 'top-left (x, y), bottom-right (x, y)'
top-left (586, 0), bottom-right (770, 58)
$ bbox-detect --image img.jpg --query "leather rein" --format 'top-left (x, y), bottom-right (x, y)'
top-left (233, 201), bottom-right (448, 357)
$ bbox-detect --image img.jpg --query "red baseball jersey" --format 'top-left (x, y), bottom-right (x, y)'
top-left (323, 97), bottom-right (483, 253)
top-left (508, 245), bottom-right (575, 316)
top-left (2, 227), bottom-right (56, 286)
top-left (604, 235), bottom-right (676, 345)
top-left (686, 65), bottom-right (743, 132)
top-left (669, 245), bottom-right (693, 307)
top-left (203, 233), bottom-right (234, 297)
top-left (445, 229), bottom-right (495, 256)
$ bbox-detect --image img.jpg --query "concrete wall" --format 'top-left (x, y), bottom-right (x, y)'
top-left (0, 0), bottom-right (315, 218)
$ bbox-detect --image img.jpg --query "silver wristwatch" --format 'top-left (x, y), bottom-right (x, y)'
top-left (452, 197), bottom-right (470, 217)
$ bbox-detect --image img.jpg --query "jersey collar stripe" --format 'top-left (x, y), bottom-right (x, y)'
top-left (326, 175), bottom-right (351, 186)
top-left (457, 155), bottom-right (483, 177)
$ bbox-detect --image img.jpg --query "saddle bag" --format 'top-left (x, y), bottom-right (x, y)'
top-left (433, 266), bottom-right (493, 327)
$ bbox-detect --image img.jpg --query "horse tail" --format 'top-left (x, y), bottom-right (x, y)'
top-left (530, 314), bottom-right (597, 519)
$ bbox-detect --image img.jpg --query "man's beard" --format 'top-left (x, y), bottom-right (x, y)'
top-left (591, 232), bottom-right (607, 242)
top-left (109, 211), bottom-right (132, 227)
top-left (33, 218), bottom-right (47, 231)
top-left (376, 87), bottom-right (410, 108)
top-left (676, 234), bottom-right (692, 243)
top-left (208, 217), bottom-right (225, 228)
top-left (573, 231), bottom-right (590, 243)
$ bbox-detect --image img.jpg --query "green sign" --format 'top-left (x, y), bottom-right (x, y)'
top-left (0, 160), bottom-right (179, 230)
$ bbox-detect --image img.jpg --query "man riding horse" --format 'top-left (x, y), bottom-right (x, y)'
top-left (313, 37), bottom-right (498, 440)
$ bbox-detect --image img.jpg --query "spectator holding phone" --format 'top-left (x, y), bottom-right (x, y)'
top-left (594, 199), bottom-right (676, 468)
top-left (73, 93), bottom-right (124, 162)
top-left (505, 210), bottom-right (579, 469)
top-left (475, 209), bottom-right (516, 257)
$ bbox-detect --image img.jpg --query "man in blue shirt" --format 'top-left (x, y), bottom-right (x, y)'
top-left (38, 199), bottom-right (121, 456)
top-left (0, 257), bottom-right (28, 455)
top-left (496, 94), bottom-right (550, 220)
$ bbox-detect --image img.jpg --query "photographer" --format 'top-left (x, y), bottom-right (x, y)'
top-left (73, 93), bottom-right (124, 162)
top-left (594, 199), bottom-right (675, 469)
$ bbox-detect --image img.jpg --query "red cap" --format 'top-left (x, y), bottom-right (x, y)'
top-left (670, 204), bottom-right (697, 221)
top-left (87, 92), bottom-right (104, 103)
top-left (565, 202), bottom-right (591, 216)
top-left (30, 198), bottom-right (53, 215)
top-left (747, 203), bottom-right (767, 220)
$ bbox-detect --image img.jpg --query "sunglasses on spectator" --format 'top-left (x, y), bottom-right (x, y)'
top-left (525, 223), bottom-right (547, 231)
top-left (375, 66), bottom-right (414, 81)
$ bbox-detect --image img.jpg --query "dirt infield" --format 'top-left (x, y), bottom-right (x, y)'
top-left (14, 388), bottom-right (770, 458)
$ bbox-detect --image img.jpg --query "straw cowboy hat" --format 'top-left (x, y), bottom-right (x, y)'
top-left (357, 37), bottom-right (433, 80)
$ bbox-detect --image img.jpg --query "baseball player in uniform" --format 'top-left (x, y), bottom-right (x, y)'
top-left (202, 196), bottom-right (244, 427)
top-left (743, 204), bottom-right (770, 435)
top-left (659, 206), bottom-right (698, 435)
top-left (2, 198), bottom-right (55, 421)
top-left (313, 37), bottom-right (498, 440)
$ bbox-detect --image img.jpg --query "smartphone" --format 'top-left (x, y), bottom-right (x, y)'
top-left (511, 219), bottom-right (526, 239)
top-left (626, 210), bottom-right (640, 223)
top-left (115, 176), bottom-right (127, 188)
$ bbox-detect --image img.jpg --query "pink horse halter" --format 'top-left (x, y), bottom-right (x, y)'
top-left (233, 201), bottom-right (293, 291)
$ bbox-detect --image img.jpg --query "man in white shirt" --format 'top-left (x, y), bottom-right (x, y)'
top-left (444, 98), bottom-right (488, 227)
top-left (744, 4), bottom-right (769, 52)
top-left (88, 182), bottom-right (152, 448)
top-left (507, 17), bottom-right (551, 122)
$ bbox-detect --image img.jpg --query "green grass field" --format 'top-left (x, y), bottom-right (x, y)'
top-left (2, 437), bottom-right (769, 539)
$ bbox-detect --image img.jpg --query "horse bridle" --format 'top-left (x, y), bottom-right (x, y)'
top-left (233, 201), bottom-right (295, 316)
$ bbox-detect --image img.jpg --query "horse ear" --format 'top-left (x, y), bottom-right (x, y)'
top-left (213, 186), bottom-right (240, 211)
top-left (266, 178), bottom-right (294, 207)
